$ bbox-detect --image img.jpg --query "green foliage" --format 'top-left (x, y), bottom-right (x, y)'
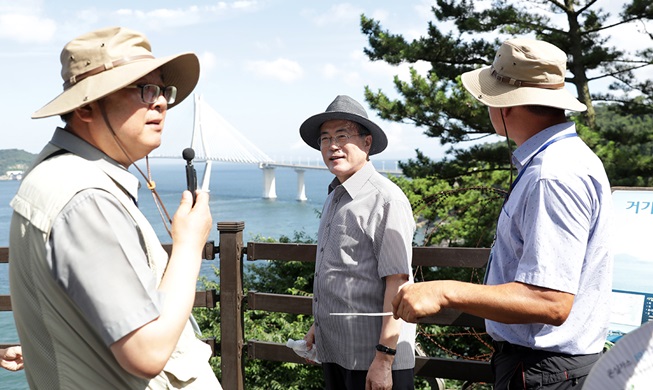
top-left (194, 273), bottom-right (223, 381)
top-left (0, 149), bottom-right (36, 175)
top-left (591, 103), bottom-right (653, 186)
top-left (360, 0), bottom-right (653, 175)
top-left (391, 166), bottom-right (508, 248)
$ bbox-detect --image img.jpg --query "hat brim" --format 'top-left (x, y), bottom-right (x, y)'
top-left (299, 111), bottom-right (388, 155)
top-left (461, 67), bottom-right (587, 112)
top-left (32, 52), bottom-right (200, 118)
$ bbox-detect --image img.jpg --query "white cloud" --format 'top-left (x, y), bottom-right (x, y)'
top-left (246, 58), bottom-right (304, 82)
top-left (232, 1), bottom-right (260, 10)
top-left (115, 7), bottom-right (201, 28)
top-left (112, 2), bottom-right (261, 29)
top-left (199, 51), bottom-right (220, 74)
top-left (322, 63), bottom-right (338, 79)
top-left (369, 9), bottom-right (389, 23)
top-left (254, 37), bottom-right (286, 53)
top-left (74, 9), bottom-right (100, 25)
top-left (0, 12), bottom-right (56, 43)
top-left (320, 62), bottom-right (361, 85)
top-left (312, 3), bottom-right (364, 26)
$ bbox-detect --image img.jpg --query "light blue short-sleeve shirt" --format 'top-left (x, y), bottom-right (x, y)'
top-left (486, 122), bottom-right (613, 355)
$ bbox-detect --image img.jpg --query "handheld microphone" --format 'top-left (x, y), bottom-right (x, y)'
top-left (182, 148), bottom-right (197, 205)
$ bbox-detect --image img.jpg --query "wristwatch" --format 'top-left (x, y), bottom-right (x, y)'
top-left (375, 344), bottom-right (397, 356)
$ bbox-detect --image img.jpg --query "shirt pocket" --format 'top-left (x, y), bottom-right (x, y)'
top-left (333, 223), bottom-right (364, 266)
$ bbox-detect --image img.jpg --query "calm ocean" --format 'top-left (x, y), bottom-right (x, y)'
top-left (0, 158), bottom-right (344, 388)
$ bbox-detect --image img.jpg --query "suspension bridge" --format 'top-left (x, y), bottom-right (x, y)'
top-left (155, 95), bottom-right (402, 201)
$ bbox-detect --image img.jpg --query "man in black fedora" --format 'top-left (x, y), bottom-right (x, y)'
top-left (299, 95), bottom-right (416, 389)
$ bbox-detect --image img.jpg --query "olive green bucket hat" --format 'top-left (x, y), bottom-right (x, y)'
top-left (32, 26), bottom-right (200, 118)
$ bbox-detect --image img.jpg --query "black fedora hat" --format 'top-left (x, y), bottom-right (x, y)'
top-left (299, 95), bottom-right (388, 155)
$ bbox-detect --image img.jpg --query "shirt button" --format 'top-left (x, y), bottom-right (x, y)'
top-left (320, 247), bottom-right (324, 252)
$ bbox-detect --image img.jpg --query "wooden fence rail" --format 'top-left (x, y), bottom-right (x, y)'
top-left (0, 221), bottom-right (494, 387)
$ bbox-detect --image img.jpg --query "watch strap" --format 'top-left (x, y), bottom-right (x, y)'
top-left (375, 344), bottom-right (397, 355)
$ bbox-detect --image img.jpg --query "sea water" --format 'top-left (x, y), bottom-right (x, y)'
top-left (0, 158), bottom-right (342, 388)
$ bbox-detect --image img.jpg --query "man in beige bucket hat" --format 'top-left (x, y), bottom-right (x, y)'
top-left (392, 38), bottom-right (613, 389)
top-left (9, 26), bottom-right (221, 389)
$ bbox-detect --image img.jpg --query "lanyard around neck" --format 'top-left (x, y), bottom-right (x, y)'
top-left (507, 132), bottom-right (579, 197)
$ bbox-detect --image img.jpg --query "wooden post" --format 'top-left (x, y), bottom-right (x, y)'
top-left (218, 221), bottom-right (245, 390)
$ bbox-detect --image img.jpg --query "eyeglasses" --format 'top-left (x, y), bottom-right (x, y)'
top-left (317, 133), bottom-right (365, 149)
top-left (125, 84), bottom-right (178, 104)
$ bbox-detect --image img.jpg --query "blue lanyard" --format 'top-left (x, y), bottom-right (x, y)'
top-left (507, 132), bottom-right (579, 196)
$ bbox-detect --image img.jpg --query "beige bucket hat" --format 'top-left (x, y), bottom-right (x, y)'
top-left (32, 26), bottom-right (200, 119)
top-left (461, 38), bottom-right (586, 112)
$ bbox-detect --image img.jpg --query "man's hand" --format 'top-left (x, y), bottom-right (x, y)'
top-left (365, 353), bottom-right (393, 390)
top-left (392, 282), bottom-right (445, 323)
top-left (303, 324), bottom-right (316, 349)
top-left (171, 190), bottom-right (212, 253)
top-left (302, 324), bottom-right (318, 364)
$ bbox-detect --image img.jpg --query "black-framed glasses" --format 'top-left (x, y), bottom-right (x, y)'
top-left (125, 84), bottom-right (177, 104)
top-left (317, 133), bottom-right (365, 149)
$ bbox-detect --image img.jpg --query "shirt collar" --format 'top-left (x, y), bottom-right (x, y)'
top-left (327, 161), bottom-right (375, 198)
top-left (512, 122), bottom-right (577, 171)
top-left (50, 127), bottom-right (141, 201)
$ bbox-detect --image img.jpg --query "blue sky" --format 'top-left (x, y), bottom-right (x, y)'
top-left (1, 0), bottom-right (649, 163)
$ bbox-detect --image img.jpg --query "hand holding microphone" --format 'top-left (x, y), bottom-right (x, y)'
top-left (182, 148), bottom-right (197, 206)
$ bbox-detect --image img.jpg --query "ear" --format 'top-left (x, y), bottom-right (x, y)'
top-left (73, 104), bottom-right (94, 123)
top-left (364, 134), bottom-right (373, 152)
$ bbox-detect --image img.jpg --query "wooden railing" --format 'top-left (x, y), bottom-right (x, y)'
top-left (0, 221), bottom-right (494, 388)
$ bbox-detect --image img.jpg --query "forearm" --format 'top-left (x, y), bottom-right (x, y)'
top-left (367, 275), bottom-right (410, 387)
top-left (111, 244), bottom-right (203, 377)
top-left (437, 280), bottom-right (574, 325)
top-left (111, 191), bottom-right (211, 378)
top-left (378, 274), bottom-right (410, 348)
top-left (157, 243), bottom-right (205, 332)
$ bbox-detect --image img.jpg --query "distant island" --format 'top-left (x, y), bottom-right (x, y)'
top-left (0, 149), bottom-right (37, 180)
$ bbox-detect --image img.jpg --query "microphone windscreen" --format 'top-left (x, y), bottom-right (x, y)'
top-left (182, 148), bottom-right (195, 162)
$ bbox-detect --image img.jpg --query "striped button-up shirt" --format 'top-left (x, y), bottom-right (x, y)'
top-left (313, 162), bottom-right (416, 370)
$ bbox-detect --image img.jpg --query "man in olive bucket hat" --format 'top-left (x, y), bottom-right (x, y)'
top-left (392, 38), bottom-right (613, 389)
top-left (299, 95), bottom-right (417, 389)
top-left (9, 27), bottom-right (221, 389)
